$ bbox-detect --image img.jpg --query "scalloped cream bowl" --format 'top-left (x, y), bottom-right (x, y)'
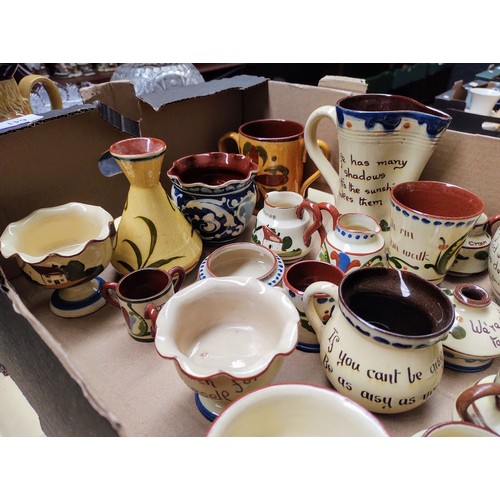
top-left (0, 202), bottom-right (115, 318)
top-left (150, 276), bottom-right (299, 421)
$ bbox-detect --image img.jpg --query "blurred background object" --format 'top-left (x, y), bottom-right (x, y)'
top-left (110, 63), bottom-right (205, 96)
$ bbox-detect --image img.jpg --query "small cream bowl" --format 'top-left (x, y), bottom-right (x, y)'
top-left (198, 242), bottom-right (285, 287)
top-left (0, 202), bottom-right (116, 318)
top-left (151, 276), bottom-right (299, 420)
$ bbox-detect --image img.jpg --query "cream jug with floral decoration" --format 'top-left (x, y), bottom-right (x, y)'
top-left (108, 137), bottom-right (203, 276)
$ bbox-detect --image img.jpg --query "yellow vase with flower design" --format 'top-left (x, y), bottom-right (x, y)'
top-left (109, 137), bottom-right (203, 276)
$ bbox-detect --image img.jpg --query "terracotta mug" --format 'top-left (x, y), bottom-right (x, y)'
top-left (102, 266), bottom-right (185, 342)
top-left (218, 118), bottom-right (330, 210)
top-left (387, 180), bottom-right (484, 284)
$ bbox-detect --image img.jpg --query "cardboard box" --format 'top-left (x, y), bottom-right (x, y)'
top-left (1, 75), bottom-right (500, 436)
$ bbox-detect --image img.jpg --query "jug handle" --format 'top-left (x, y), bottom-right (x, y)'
top-left (299, 139), bottom-right (332, 197)
top-left (297, 200), bottom-right (322, 247)
top-left (18, 74), bottom-right (63, 112)
top-left (486, 214), bottom-right (500, 236)
top-left (144, 303), bottom-right (159, 339)
top-left (455, 382), bottom-right (500, 426)
top-left (316, 202), bottom-right (340, 244)
top-left (304, 106), bottom-right (340, 200)
top-left (217, 131), bottom-right (240, 153)
top-left (302, 281), bottom-right (340, 344)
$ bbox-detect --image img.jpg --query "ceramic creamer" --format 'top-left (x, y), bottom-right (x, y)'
top-left (318, 212), bottom-right (386, 272)
top-left (252, 191), bottom-right (338, 263)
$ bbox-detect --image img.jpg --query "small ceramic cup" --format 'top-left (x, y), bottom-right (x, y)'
top-left (101, 266), bottom-right (185, 342)
top-left (207, 383), bottom-right (389, 437)
top-left (388, 180), bottom-right (484, 284)
top-left (282, 260), bottom-right (344, 352)
top-left (198, 242), bottom-right (285, 287)
top-left (466, 87), bottom-right (500, 116)
top-left (419, 421), bottom-right (498, 437)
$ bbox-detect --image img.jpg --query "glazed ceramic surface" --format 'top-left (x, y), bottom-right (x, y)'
top-left (388, 181), bottom-right (484, 284)
top-left (218, 118), bottom-right (330, 210)
top-left (0, 202), bottom-right (115, 318)
top-left (252, 191), bottom-right (337, 263)
top-left (303, 267), bottom-right (455, 414)
top-left (318, 212), bottom-right (386, 273)
top-left (102, 266), bottom-right (185, 342)
top-left (448, 213), bottom-right (495, 276)
top-left (454, 375), bottom-right (500, 435)
top-left (198, 242), bottom-right (285, 287)
top-left (167, 152), bottom-right (258, 244)
top-left (0, 67), bottom-right (63, 122)
top-left (283, 260), bottom-right (344, 352)
top-left (304, 94), bottom-right (451, 235)
top-left (109, 137), bottom-right (203, 275)
top-left (441, 284), bottom-right (500, 372)
top-left (153, 276), bottom-right (299, 420)
top-left (207, 383), bottom-right (389, 437)
top-left (418, 420), bottom-right (498, 437)
top-left (488, 217), bottom-right (500, 304)
top-left (466, 87), bottom-right (500, 116)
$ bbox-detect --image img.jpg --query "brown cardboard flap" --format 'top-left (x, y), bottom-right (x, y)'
top-left (318, 75), bottom-right (368, 94)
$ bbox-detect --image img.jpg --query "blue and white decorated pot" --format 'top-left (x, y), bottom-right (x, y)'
top-left (168, 152), bottom-right (258, 244)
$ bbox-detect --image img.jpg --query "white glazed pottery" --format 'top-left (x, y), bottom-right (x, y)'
top-left (0, 202), bottom-right (116, 318)
top-left (448, 213), bottom-right (495, 276)
top-left (302, 267), bottom-right (455, 414)
top-left (251, 191), bottom-right (338, 263)
top-left (441, 284), bottom-right (500, 372)
top-left (487, 216), bottom-right (500, 304)
top-left (304, 94), bottom-right (452, 237)
top-left (198, 242), bottom-right (285, 287)
top-left (152, 276), bottom-right (299, 421)
top-left (318, 212), bottom-right (386, 273)
top-left (466, 87), bottom-right (500, 116)
top-left (416, 420), bottom-right (498, 437)
top-left (207, 383), bottom-right (389, 437)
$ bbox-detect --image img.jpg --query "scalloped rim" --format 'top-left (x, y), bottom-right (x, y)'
top-left (0, 202), bottom-right (115, 264)
top-left (154, 276), bottom-right (299, 379)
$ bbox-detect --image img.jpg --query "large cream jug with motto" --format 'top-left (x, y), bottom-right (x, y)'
top-left (304, 94), bottom-right (452, 234)
top-left (302, 267), bottom-right (455, 414)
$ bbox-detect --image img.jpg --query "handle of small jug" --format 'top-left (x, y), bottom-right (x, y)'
top-left (18, 74), bottom-right (63, 112)
top-left (144, 303), bottom-right (159, 339)
top-left (168, 266), bottom-right (186, 293)
top-left (302, 281), bottom-right (340, 344)
top-left (304, 106), bottom-right (340, 201)
top-left (296, 200), bottom-right (322, 247)
top-left (317, 201), bottom-right (340, 244)
top-left (218, 132), bottom-right (240, 153)
top-left (455, 383), bottom-right (500, 426)
top-left (486, 214), bottom-right (500, 236)
top-left (300, 139), bottom-right (332, 197)
top-left (100, 281), bottom-right (120, 308)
